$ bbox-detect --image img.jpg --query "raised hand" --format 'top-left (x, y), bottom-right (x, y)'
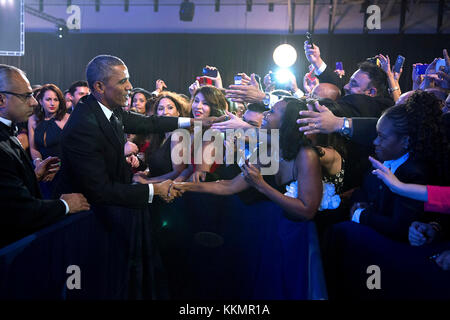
top-left (304, 41), bottom-right (324, 69)
top-left (202, 65), bottom-right (223, 89)
top-left (155, 79), bottom-right (167, 94)
top-left (189, 80), bottom-right (200, 97)
top-left (297, 101), bottom-right (342, 135)
top-left (225, 73), bottom-right (265, 104)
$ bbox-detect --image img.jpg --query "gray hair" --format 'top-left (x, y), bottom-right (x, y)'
top-left (85, 55), bottom-right (125, 91)
top-left (0, 64), bottom-right (26, 91)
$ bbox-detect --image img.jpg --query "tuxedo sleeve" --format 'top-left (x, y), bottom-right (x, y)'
top-left (61, 117), bottom-right (149, 208)
top-left (0, 151), bottom-right (65, 233)
top-left (121, 110), bottom-right (179, 135)
top-left (317, 65), bottom-right (345, 89)
top-left (359, 167), bottom-right (428, 241)
top-left (359, 195), bottom-right (424, 241)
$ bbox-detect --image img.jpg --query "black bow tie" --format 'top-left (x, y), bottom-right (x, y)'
top-left (0, 122), bottom-right (18, 136)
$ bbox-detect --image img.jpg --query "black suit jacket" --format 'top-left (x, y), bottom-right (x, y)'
top-left (317, 65), bottom-right (346, 92)
top-left (0, 124), bottom-right (65, 247)
top-left (351, 157), bottom-right (428, 241)
top-left (58, 94), bottom-right (179, 208)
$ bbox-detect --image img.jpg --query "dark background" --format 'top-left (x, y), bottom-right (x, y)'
top-left (0, 32), bottom-right (449, 94)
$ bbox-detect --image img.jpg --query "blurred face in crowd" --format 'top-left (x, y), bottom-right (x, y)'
top-left (40, 89), bottom-right (60, 117)
top-left (344, 70), bottom-right (375, 97)
top-left (0, 71), bottom-right (38, 123)
top-left (71, 86), bottom-right (90, 106)
top-left (373, 115), bottom-right (409, 162)
top-left (242, 110), bottom-right (263, 127)
top-left (132, 93), bottom-right (148, 114)
top-left (157, 98), bottom-right (179, 117)
top-left (191, 92), bottom-right (211, 119)
top-left (96, 64), bottom-right (132, 110)
top-left (261, 100), bottom-right (286, 130)
top-left (65, 92), bottom-right (73, 109)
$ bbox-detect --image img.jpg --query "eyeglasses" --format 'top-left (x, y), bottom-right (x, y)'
top-left (0, 91), bottom-right (35, 101)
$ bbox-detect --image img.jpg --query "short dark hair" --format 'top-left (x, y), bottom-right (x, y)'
top-left (34, 83), bottom-right (67, 122)
top-left (358, 61), bottom-right (389, 97)
top-left (68, 80), bottom-right (89, 95)
top-left (85, 55), bottom-right (125, 91)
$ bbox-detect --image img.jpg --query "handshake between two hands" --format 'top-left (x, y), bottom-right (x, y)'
top-left (149, 179), bottom-right (190, 203)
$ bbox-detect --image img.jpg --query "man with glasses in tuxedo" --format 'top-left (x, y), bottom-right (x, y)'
top-left (0, 64), bottom-right (89, 248)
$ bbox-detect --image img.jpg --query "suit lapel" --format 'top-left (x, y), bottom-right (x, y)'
top-left (86, 95), bottom-right (124, 153)
top-left (0, 127), bottom-right (41, 197)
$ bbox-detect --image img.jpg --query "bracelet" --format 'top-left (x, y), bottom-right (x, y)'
top-left (388, 86), bottom-right (399, 93)
top-left (33, 158), bottom-right (41, 166)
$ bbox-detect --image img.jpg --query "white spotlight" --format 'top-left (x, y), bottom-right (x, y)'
top-left (273, 44), bottom-right (297, 68)
top-left (0, 0), bottom-right (6, 7)
top-left (275, 69), bottom-right (294, 84)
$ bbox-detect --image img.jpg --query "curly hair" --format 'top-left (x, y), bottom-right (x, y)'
top-left (34, 84), bottom-right (66, 123)
top-left (279, 97), bottom-right (316, 161)
top-left (151, 91), bottom-right (191, 117)
top-left (382, 90), bottom-right (450, 184)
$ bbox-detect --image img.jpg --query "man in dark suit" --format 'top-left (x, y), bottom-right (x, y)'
top-left (58, 55), bottom-right (195, 208)
top-left (0, 64), bottom-right (90, 248)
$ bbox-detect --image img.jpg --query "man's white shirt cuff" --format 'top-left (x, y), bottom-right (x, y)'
top-left (148, 184), bottom-right (154, 203)
top-left (352, 208), bottom-right (365, 223)
top-left (293, 89), bottom-right (305, 98)
top-left (315, 62), bottom-right (327, 76)
top-left (178, 117), bottom-right (191, 128)
top-left (60, 199), bottom-right (70, 215)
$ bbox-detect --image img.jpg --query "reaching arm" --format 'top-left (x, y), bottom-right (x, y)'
top-left (173, 173), bottom-right (249, 195)
top-left (27, 115), bottom-right (43, 166)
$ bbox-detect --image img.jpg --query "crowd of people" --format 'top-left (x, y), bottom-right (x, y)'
top-left (0, 41), bottom-right (449, 299)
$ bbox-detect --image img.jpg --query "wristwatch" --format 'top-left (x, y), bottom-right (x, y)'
top-left (340, 117), bottom-right (351, 137)
top-left (262, 93), bottom-right (270, 107)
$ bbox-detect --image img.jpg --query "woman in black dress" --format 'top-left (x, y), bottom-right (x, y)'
top-left (132, 91), bottom-right (191, 184)
top-left (28, 84), bottom-right (69, 199)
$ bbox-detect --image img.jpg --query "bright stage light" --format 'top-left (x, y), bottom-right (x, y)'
top-left (274, 69), bottom-right (294, 84)
top-left (273, 44), bottom-right (297, 68)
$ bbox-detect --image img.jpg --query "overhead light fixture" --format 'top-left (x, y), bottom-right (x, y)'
top-left (95, 0), bottom-right (100, 12)
top-left (56, 24), bottom-right (68, 39)
top-left (268, 2), bottom-right (274, 12)
top-left (154, 0), bottom-right (159, 12)
top-left (124, 0), bottom-right (129, 12)
top-left (246, 0), bottom-right (252, 12)
top-left (215, 0), bottom-right (220, 12)
top-left (179, 0), bottom-right (195, 22)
